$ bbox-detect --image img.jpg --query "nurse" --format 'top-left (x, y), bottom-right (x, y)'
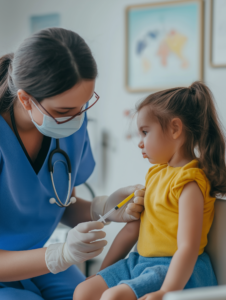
top-left (0, 28), bottom-right (145, 300)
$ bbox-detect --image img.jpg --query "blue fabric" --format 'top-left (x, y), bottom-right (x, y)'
top-left (97, 252), bottom-right (218, 299)
top-left (0, 112), bottom-right (95, 251)
top-left (0, 265), bottom-right (85, 300)
top-left (0, 112), bottom-right (94, 297)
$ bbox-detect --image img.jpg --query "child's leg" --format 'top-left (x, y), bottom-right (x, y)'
top-left (73, 275), bottom-right (137, 300)
top-left (100, 284), bottom-right (136, 300)
top-left (73, 275), bottom-right (108, 300)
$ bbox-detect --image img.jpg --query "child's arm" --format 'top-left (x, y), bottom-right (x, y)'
top-left (149, 181), bottom-right (204, 299)
top-left (99, 220), bottom-right (140, 271)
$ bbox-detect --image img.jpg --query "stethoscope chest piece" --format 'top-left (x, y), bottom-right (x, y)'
top-left (49, 196), bottom-right (77, 205)
top-left (48, 139), bottom-right (76, 207)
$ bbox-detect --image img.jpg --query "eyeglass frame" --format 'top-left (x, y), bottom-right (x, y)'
top-left (31, 92), bottom-right (100, 125)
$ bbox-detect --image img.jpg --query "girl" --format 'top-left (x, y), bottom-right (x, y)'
top-left (74, 81), bottom-right (226, 300)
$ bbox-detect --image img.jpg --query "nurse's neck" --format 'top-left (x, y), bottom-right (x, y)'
top-left (14, 99), bottom-right (36, 132)
top-left (2, 98), bottom-right (44, 162)
top-left (2, 99), bottom-right (37, 134)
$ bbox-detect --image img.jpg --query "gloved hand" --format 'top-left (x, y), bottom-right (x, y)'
top-left (45, 221), bottom-right (107, 274)
top-left (91, 184), bottom-right (145, 223)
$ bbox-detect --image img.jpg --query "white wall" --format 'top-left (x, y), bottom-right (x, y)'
top-left (1, 0), bottom-right (226, 268)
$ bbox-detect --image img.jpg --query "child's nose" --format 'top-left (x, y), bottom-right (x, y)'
top-left (138, 140), bottom-right (144, 149)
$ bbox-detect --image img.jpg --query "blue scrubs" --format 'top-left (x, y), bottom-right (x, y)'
top-left (0, 112), bottom-right (95, 299)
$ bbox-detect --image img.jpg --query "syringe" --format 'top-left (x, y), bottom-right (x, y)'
top-left (97, 192), bottom-right (136, 223)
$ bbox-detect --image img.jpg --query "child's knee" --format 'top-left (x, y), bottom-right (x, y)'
top-left (73, 275), bottom-right (108, 300)
top-left (100, 285), bottom-right (136, 300)
top-left (100, 289), bottom-right (116, 300)
top-left (73, 281), bottom-right (89, 300)
top-left (100, 288), bottom-right (124, 300)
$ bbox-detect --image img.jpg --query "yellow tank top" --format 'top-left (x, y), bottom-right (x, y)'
top-left (137, 160), bottom-right (215, 257)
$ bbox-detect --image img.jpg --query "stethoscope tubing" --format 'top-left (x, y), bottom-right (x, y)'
top-left (48, 139), bottom-right (71, 173)
top-left (10, 103), bottom-right (74, 208)
top-left (49, 139), bottom-right (73, 207)
top-left (50, 171), bottom-right (72, 207)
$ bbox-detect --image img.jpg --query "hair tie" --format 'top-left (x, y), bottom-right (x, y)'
top-left (190, 87), bottom-right (196, 95)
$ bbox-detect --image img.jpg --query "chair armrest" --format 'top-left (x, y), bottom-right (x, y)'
top-left (163, 285), bottom-right (226, 300)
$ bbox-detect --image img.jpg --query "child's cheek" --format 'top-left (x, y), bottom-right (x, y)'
top-left (145, 136), bottom-right (157, 157)
top-left (146, 135), bottom-right (165, 161)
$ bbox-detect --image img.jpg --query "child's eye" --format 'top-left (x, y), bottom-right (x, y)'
top-left (142, 131), bottom-right (148, 135)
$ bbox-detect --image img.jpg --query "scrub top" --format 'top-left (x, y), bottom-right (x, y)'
top-left (0, 112), bottom-right (95, 251)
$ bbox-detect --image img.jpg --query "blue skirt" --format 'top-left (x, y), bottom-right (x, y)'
top-left (97, 252), bottom-right (217, 299)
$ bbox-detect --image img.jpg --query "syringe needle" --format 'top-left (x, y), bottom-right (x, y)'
top-left (97, 188), bottom-right (144, 223)
top-left (97, 207), bottom-right (115, 223)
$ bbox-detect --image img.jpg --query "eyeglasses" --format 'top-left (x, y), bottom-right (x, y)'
top-left (33, 92), bottom-right (100, 125)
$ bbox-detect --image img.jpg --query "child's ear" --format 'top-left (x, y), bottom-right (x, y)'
top-left (170, 118), bottom-right (183, 140)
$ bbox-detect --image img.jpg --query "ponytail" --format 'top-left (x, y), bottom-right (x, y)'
top-left (0, 53), bottom-right (15, 113)
top-left (189, 82), bottom-right (226, 197)
top-left (136, 81), bottom-right (226, 197)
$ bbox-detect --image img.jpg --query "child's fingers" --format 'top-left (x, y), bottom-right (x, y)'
top-left (134, 189), bottom-right (145, 197)
top-left (126, 203), bottom-right (143, 219)
top-left (134, 196), bottom-right (144, 205)
top-left (127, 202), bottom-right (144, 213)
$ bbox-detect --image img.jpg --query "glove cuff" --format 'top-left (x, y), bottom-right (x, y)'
top-left (45, 243), bottom-right (71, 274)
top-left (90, 195), bottom-right (108, 221)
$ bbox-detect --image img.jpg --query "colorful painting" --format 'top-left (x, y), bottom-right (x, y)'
top-left (125, 0), bottom-right (203, 92)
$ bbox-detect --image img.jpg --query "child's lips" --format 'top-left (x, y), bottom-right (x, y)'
top-left (142, 153), bottom-right (148, 158)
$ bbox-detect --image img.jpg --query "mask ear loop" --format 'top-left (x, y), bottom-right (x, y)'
top-left (31, 99), bottom-right (45, 114)
top-left (28, 99), bottom-right (46, 124)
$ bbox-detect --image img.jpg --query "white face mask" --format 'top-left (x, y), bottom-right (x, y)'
top-left (29, 101), bottom-right (85, 139)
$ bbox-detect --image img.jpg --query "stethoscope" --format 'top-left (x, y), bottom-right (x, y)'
top-left (48, 139), bottom-right (77, 207)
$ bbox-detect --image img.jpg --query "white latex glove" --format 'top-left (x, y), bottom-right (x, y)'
top-left (91, 184), bottom-right (145, 223)
top-left (45, 221), bottom-right (107, 274)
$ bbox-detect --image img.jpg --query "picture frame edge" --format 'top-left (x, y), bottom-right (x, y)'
top-left (200, 0), bottom-right (204, 80)
top-left (209, 0), bottom-right (226, 68)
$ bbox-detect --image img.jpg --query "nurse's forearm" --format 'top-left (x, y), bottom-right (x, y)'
top-left (60, 188), bottom-right (92, 227)
top-left (0, 248), bottom-right (49, 281)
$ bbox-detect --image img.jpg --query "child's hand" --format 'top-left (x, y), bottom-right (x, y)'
top-left (104, 185), bottom-right (145, 222)
top-left (138, 290), bottom-right (166, 300)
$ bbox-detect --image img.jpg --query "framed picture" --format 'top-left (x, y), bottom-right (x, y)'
top-left (210, 0), bottom-right (226, 68)
top-left (125, 0), bottom-right (204, 92)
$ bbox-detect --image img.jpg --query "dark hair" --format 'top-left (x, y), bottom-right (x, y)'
top-left (0, 27), bottom-right (97, 113)
top-left (136, 81), bottom-right (226, 198)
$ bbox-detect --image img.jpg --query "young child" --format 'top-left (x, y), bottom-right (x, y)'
top-left (74, 81), bottom-right (226, 300)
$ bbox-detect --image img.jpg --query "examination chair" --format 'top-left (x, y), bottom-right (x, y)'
top-left (163, 198), bottom-right (226, 300)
